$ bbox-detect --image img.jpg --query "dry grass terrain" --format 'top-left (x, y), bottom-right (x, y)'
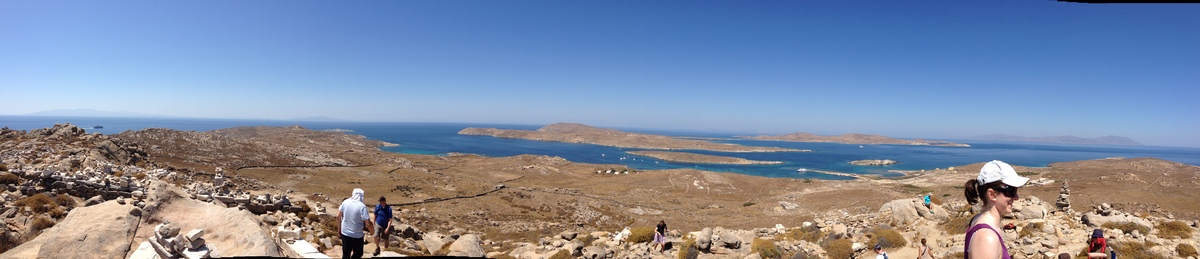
top-left (114, 126), bottom-right (1200, 246)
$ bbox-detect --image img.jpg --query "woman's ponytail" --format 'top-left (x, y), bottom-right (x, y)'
top-left (964, 179), bottom-right (981, 204)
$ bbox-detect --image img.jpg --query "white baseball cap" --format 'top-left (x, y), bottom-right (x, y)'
top-left (978, 160), bottom-right (1029, 187)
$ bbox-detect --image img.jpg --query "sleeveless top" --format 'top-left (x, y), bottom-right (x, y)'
top-left (964, 224), bottom-right (1011, 259)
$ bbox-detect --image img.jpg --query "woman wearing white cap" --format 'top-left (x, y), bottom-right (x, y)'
top-left (963, 160), bottom-right (1029, 259)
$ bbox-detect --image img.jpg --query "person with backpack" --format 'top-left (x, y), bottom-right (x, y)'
top-left (372, 196), bottom-right (393, 256)
top-left (1088, 229), bottom-right (1109, 258)
top-left (874, 243), bottom-right (889, 259)
top-left (963, 160), bottom-right (1030, 259)
top-left (917, 237), bottom-right (933, 259)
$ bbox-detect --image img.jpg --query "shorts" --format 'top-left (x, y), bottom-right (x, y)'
top-left (654, 233), bottom-right (665, 244)
top-left (374, 224), bottom-right (388, 237)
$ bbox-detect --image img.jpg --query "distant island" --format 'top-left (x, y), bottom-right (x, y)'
top-left (969, 134), bottom-right (1142, 146)
top-left (748, 133), bottom-right (969, 147)
top-left (849, 159), bottom-right (899, 166)
top-left (459, 123), bottom-right (805, 152)
top-left (626, 151), bottom-right (784, 165)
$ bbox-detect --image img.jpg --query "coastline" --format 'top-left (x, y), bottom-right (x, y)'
top-left (625, 151), bottom-right (783, 165)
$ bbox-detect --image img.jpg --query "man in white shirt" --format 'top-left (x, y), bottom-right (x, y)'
top-left (874, 243), bottom-right (888, 259)
top-left (338, 188), bottom-right (373, 259)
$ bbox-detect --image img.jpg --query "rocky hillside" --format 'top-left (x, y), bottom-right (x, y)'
top-left (971, 134), bottom-right (1143, 146)
top-left (460, 123), bottom-right (803, 152)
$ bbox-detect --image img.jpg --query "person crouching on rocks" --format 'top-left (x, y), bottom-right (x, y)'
top-left (373, 196), bottom-right (393, 256)
top-left (338, 188), bottom-right (373, 259)
top-left (963, 160), bottom-right (1029, 259)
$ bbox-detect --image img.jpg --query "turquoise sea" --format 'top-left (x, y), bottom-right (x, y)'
top-left (5, 116), bottom-right (1199, 180)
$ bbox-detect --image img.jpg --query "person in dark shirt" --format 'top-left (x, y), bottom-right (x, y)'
top-left (654, 220), bottom-right (668, 253)
top-left (372, 196), bottom-right (393, 256)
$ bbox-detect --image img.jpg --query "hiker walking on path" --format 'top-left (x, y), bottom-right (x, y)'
top-left (874, 243), bottom-right (889, 259)
top-left (373, 196), bottom-right (393, 256)
top-left (963, 160), bottom-right (1029, 259)
top-left (338, 188), bottom-right (374, 259)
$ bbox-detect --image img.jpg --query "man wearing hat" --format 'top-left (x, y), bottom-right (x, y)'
top-left (338, 188), bottom-right (374, 259)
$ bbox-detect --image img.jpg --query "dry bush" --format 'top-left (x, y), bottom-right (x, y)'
top-left (48, 207), bottom-right (67, 219)
top-left (1178, 243), bottom-right (1198, 258)
top-left (627, 226), bottom-right (656, 244)
top-left (54, 195), bottom-right (76, 209)
top-left (0, 163), bottom-right (7, 172)
top-left (1110, 241), bottom-right (1166, 259)
top-left (677, 237), bottom-right (697, 259)
top-left (0, 228), bottom-right (21, 254)
top-left (1102, 222), bottom-right (1150, 236)
top-left (548, 249), bottom-right (572, 259)
top-left (14, 193), bottom-right (58, 214)
top-left (1155, 221), bottom-right (1192, 239)
top-left (930, 195), bottom-right (943, 205)
top-left (491, 254), bottom-right (520, 259)
top-left (943, 216), bottom-right (972, 235)
top-left (578, 234), bottom-right (596, 246)
top-left (823, 238), bottom-right (853, 259)
top-left (0, 173), bottom-right (18, 185)
top-left (866, 227), bottom-right (907, 248)
top-left (133, 172), bottom-right (148, 180)
top-left (112, 170), bottom-right (124, 178)
top-left (940, 251), bottom-right (964, 259)
top-left (752, 238), bottom-right (782, 259)
top-left (31, 216), bottom-right (55, 231)
top-left (1020, 222), bottom-right (1044, 238)
top-left (433, 241), bottom-right (454, 256)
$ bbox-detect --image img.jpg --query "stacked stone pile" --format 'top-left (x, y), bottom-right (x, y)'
top-left (1055, 182), bottom-right (1072, 213)
top-left (144, 223), bottom-right (212, 259)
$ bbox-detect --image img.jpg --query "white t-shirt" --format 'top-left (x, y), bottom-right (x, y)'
top-left (875, 252), bottom-right (888, 259)
top-left (339, 199), bottom-right (370, 238)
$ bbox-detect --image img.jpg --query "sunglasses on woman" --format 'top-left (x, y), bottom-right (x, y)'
top-left (992, 184), bottom-right (1018, 198)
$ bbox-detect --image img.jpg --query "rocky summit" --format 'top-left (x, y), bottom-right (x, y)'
top-left (1, 124), bottom-right (1197, 258)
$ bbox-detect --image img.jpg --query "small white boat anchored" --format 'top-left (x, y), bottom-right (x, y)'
top-left (796, 168), bottom-right (808, 172)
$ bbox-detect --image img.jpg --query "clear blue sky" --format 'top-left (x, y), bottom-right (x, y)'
top-left (2, 1), bottom-right (1197, 147)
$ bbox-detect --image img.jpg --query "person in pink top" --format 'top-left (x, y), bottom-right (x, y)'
top-left (963, 160), bottom-right (1029, 259)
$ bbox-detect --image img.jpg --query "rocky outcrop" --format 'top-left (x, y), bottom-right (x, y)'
top-left (878, 198), bottom-right (948, 226)
top-left (626, 151), bottom-right (785, 165)
top-left (752, 132), bottom-right (970, 147)
top-left (0, 201), bottom-right (141, 259)
top-left (447, 234), bottom-right (485, 257)
top-left (849, 159), bottom-right (899, 166)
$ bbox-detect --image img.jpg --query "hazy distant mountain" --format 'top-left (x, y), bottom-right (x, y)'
top-left (970, 134), bottom-right (1142, 146)
top-left (286, 116), bottom-right (348, 122)
top-left (25, 109), bottom-right (172, 118)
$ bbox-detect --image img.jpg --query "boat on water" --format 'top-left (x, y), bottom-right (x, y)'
top-left (92, 125), bottom-right (103, 129)
top-left (796, 168), bottom-right (808, 172)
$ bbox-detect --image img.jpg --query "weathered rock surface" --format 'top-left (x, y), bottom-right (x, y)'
top-left (1, 201), bottom-right (140, 259)
top-left (447, 234), bottom-right (485, 257)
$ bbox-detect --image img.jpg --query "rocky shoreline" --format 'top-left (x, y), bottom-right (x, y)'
top-left (626, 151), bottom-right (784, 165)
top-left (459, 122), bottom-right (805, 152)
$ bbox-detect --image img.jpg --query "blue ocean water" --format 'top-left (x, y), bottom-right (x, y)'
top-left (5, 116), bottom-right (1199, 180)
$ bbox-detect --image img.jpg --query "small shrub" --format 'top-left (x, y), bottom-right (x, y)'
top-left (677, 237), bottom-right (697, 259)
top-left (866, 227), bottom-right (907, 248)
top-left (578, 234), bottom-right (596, 246)
top-left (930, 195), bottom-right (942, 205)
top-left (743, 202), bottom-right (756, 207)
top-left (1019, 222), bottom-right (1044, 238)
top-left (776, 228), bottom-right (804, 241)
top-left (1155, 220), bottom-right (1192, 239)
top-left (133, 172), bottom-right (147, 180)
top-left (803, 179), bottom-right (812, 184)
top-left (0, 163), bottom-right (7, 172)
top-left (940, 252), bottom-right (964, 259)
top-left (112, 170), bottom-right (124, 178)
top-left (14, 193), bottom-right (58, 214)
top-left (823, 239), bottom-right (854, 259)
top-left (752, 238), bottom-right (782, 259)
top-left (1178, 243), bottom-right (1198, 258)
top-left (491, 254), bottom-right (520, 259)
top-left (434, 241), bottom-right (453, 255)
top-left (1109, 241), bottom-right (1166, 259)
top-left (1102, 222), bottom-right (1150, 236)
top-left (48, 207), bottom-right (67, 219)
top-left (54, 195), bottom-right (76, 209)
top-left (0, 173), bottom-right (18, 185)
top-left (0, 228), bottom-right (22, 254)
top-left (31, 216), bottom-right (55, 231)
top-left (1018, 171), bottom-right (1038, 177)
top-left (943, 216), bottom-right (972, 235)
top-left (548, 249), bottom-right (572, 259)
top-left (627, 226), bottom-right (656, 244)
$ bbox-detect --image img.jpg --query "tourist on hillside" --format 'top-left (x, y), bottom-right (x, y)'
top-left (653, 220), bottom-right (668, 253)
top-left (923, 193), bottom-right (933, 214)
top-left (373, 196), bottom-right (394, 256)
top-left (338, 188), bottom-right (373, 259)
top-left (874, 243), bottom-right (889, 259)
top-left (917, 237), bottom-right (933, 259)
top-left (1087, 229), bottom-right (1109, 258)
top-left (963, 160), bottom-right (1029, 259)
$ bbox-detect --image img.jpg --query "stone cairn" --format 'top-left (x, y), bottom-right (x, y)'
top-left (1055, 181), bottom-right (1071, 213)
top-left (148, 222), bottom-right (211, 259)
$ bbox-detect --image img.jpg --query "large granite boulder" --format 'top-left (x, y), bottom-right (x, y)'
top-left (718, 232), bottom-right (742, 249)
top-left (2, 201), bottom-right (140, 259)
top-left (447, 234), bottom-right (485, 257)
top-left (880, 198), bottom-right (949, 226)
top-left (697, 228), bottom-right (713, 251)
